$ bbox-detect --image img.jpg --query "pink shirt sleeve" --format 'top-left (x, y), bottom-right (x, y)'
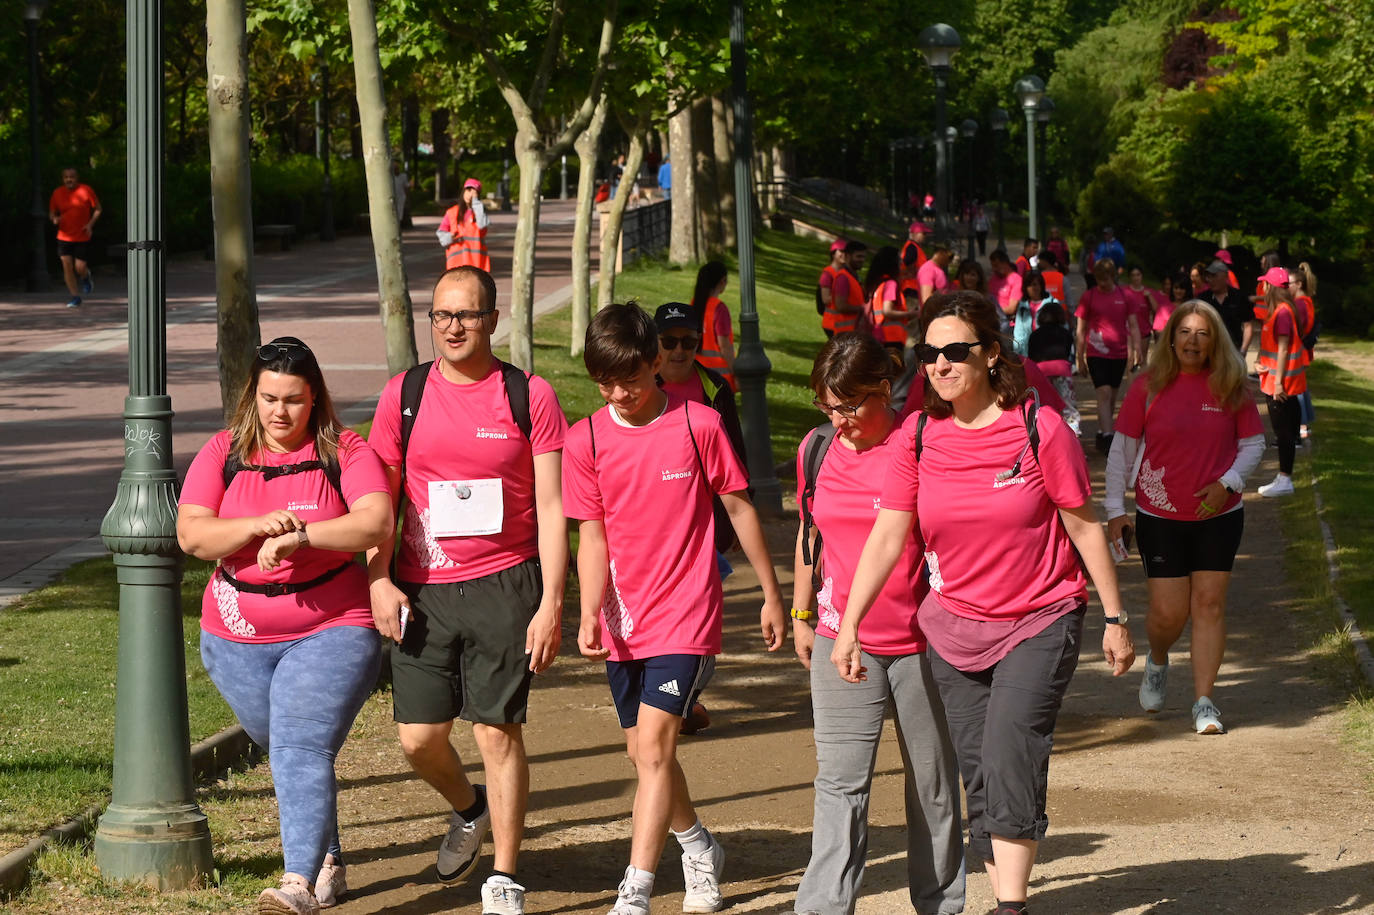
top-left (368, 372), bottom-right (405, 468)
top-left (713, 301), bottom-right (732, 340)
top-left (527, 374), bottom-right (570, 456)
top-left (181, 430), bottom-right (234, 509)
top-left (561, 418), bottom-right (602, 521)
top-left (1036, 411), bottom-right (1092, 509)
top-left (880, 412), bottom-right (923, 512)
top-left (337, 430), bottom-right (390, 505)
top-left (818, 270), bottom-right (834, 290)
top-left (1114, 376), bottom-right (1151, 439)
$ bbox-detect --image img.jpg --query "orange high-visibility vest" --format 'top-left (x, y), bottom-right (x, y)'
top-left (869, 280), bottom-right (906, 345)
top-left (899, 240), bottom-right (926, 299)
top-left (820, 264), bottom-right (840, 332)
top-left (830, 269), bottom-right (864, 335)
top-left (443, 205), bottom-right (490, 271)
top-left (697, 296), bottom-right (736, 390)
top-left (1257, 302), bottom-right (1310, 397)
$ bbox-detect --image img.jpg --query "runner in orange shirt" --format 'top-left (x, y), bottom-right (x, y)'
top-left (48, 167), bottom-right (102, 308)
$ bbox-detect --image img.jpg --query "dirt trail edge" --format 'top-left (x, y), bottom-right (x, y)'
top-left (315, 451), bottom-right (1374, 915)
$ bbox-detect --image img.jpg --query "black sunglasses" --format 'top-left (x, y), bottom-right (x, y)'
top-left (914, 341), bottom-right (983, 365)
top-left (660, 335), bottom-right (700, 351)
top-left (257, 340), bottom-right (312, 362)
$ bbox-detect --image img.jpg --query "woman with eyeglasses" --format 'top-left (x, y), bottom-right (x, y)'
top-left (791, 332), bottom-right (965, 915)
top-left (178, 337), bottom-right (393, 915)
top-left (832, 293), bottom-right (1134, 915)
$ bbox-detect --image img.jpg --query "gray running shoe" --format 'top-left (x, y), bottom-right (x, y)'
top-left (1139, 656), bottom-right (1168, 713)
top-left (436, 785), bottom-right (490, 884)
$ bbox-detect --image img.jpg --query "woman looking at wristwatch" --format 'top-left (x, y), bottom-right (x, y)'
top-left (1106, 301), bottom-right (1264, 736)
top-left (790, 332), bottom-right (965, 915)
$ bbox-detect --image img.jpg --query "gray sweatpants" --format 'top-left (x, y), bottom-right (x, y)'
top-left (794, 635), bottom-right (966, 915)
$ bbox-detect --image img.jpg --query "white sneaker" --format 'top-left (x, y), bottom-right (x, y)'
top-left (681, 839), bottom-right (725, 913)
top-left (482, 875), bottom-right (527, 914)
top-left (608, 866), bottom-right (651, 915)
top-left (1258, 474), bottom-right (1295, 497)
top-left (1192, 696), bottom-right (1225, 735)
top-left (258, 874), bottom-right (321, 915)
top-left (314, 854), bottom-right (346, 907)
top-left (1139, 656), bottom-right (1168, 713)
top-left (436, 785), bottom-right (491, 884)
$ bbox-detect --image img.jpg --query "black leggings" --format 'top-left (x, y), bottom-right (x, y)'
top-left (1266, 393), bottom-right (1301, 474)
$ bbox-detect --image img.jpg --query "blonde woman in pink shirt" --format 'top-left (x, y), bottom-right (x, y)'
top-left (833, 292), bottom-right (1135, 915)
top-left (791, 332), bottom-right (965, 915)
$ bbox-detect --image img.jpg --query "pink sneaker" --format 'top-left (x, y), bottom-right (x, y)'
top-left (257, 873), bottom-right (321, 915)
top-left (315, 854), bottom-right (347, 907)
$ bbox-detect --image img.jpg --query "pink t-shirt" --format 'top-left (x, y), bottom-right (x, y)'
top-left (1152, 301), bottom-right (1178, 334)
top-left (369, 360), bottom-right (568, 583)
top-left (989, 270), bottom-right (1023, 313)
top-left (1117, 372), bottom-right (1262, 519)
top-left (797, 426), bottom-right (927, 655)
top-left (1130, 286), bottom-right (1164, 336)
top-left (661, 373), bottom-right (707, 405)
top-left (562, 399), bottom-right (748, 661)
top-left (1076, 285), bottom-right (1144, 359)
top-left (881, 406), bottom-right (1091, 624)
top-left (181, 429), bottom-right (389, 643)
top-left (916, 259), bottom-right (949, 295)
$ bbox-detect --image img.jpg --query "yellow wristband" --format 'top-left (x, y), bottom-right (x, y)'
top-left (790, 607), bottom-right (815, 621)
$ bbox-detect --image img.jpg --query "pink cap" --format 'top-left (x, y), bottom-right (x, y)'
top-left (463, 178), bottom-right (482, 191)
top-left (1214, 249), bottom-right (1233, 265)
top-left (1260, 266), bottom-right (1289, 287)
top-left (829, 238), bottom-right (847, 253)
top-left (909, 221), bottom-right (931, 235)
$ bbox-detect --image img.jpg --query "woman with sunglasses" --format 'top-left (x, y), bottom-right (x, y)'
top-left (791, 332), bottom-right (965, 915)
top-left (1105, 301), bottom-right (1263, 736)
top-left (833, 293), bottom-right (1134, 915)
top-left (178, 337), bottom-right (393, 915)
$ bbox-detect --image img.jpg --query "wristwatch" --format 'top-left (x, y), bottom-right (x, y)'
top-left (790, 607), bottom-right (815, 621)
top-left (1104, 608), bottom-right (1128, 626)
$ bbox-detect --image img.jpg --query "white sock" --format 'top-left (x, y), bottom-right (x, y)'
top-left (624, 865), bottom-right (655, 895)
top-left (672, 819), bottom-right (712, 856)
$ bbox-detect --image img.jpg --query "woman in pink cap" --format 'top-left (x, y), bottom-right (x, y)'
top-left (437, 178), bottom-right (491, 271)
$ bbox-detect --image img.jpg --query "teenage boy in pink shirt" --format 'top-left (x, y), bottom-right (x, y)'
top-left (563, 303), bottom-right (787, 915)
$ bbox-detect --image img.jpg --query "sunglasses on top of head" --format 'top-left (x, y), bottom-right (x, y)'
top-left (257, 340), bottom-right (312, 363)
top-left (914, 341), bottom-right (983, 365)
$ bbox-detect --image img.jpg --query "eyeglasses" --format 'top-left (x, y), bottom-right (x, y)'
top-left (914, 341), bottom-right (983, 365)
top-left (429, 308), bottom-right (495, 330)
top-left (660, 335), bottom-right (700, 352)
top-left (813, 392), bottom-right (871, 417)
top-left (257, 341), bottom-right (311, 362)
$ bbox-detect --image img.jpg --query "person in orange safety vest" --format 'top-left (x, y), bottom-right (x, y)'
top-left (437, 178), bottom-right (490, 271)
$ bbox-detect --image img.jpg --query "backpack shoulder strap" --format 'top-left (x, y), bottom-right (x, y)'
top-left (799, 423), bottom-right (838, 568)
top-left (223, 446), bottom-right (243, 491)
top-left (498, 360), bottom-right (533, 440)
top-left (683, 400), bottom-right (708, 484)
top-left (398, 360), bottom-right (433, 509)
top-left (913, 412), bottom-right (930, 462)
top-left (1022, 386), bottom-right (1041, 465)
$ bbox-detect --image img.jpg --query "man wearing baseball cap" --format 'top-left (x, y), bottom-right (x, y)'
top-left (437, 178), bottom-right (491, 271)
top-left (1200, 258), bottom-right (1253, 354)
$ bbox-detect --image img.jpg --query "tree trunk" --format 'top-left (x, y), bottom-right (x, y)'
top-left (668, 100), bottom-right (696, 265)
top-left (711, 94), bottom-right (737, 250)
top-left (346, 0), bottom-right (418, 375)
top-left (692, 97), bottom-right (720, 254)
top-left (597, 126), bottom-right (646, 310)
top-left (206, 0), bottom-right (261, 422)
top-left (349, 97), bottom-right (364, 160)
top-left (571, 95), bottom-right (608, 356)
top-left (508, 136), bottom-right (545, 371)
top-left (432, 107), bottom-right (451, 201)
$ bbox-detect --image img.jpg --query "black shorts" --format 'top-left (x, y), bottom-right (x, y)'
top-left (392, 559), bottom-right (542, 725)
top-left (1135, 509), bottom-right (1244, 578)
top-left (1086, 357), bottom-right (1127, 390)
top-left (56, 240), bottom-right (90, 261)
top-left (606, 653), bottom-right (715, 729)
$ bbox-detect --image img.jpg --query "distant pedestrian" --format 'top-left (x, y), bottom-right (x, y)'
top-left (693, 261), bottom-right (737, 391)
top-left (988, 249), bottom-right (1024, 317)
top-left (1076, 259), bottom-right (1145, 453)
top-left (1256, 271), bottom-right (1310, 498)
top-left (437, 179), bottom-right (491, 272)
top-left (657, 156), bottom-right (671, 200)
top-left (1199, 260), bottom-right (1253, 356)
top-left (972, 204), bottom-right (990, 255)
top-left (864, 245), bottom-right (909, 359)
top-left (917, 244), bottom-right (953, 305)
top-left (49, 167), bottom-right (101, 308)
top-left (1045, 226), bottom-right (1070, 275)
top-left (829, 242), bottom-right (870, 339)
top-left (1015, 238), bottom-right (1038, 277)
top-left (818, 239), bottom-right (847, 338)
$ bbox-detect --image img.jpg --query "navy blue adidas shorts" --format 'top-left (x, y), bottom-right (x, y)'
top-left (606, 654), bottom-right (715, 728)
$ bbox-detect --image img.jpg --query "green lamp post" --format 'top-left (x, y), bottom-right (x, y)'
top-left (729, 0), bottom-right (781, 514)
top-left (94, 0), bottom-right (214, 888)
top-left (1014, 75), bottom-right (1045, 247)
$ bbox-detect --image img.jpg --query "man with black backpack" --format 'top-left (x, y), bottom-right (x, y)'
top-left (365, 266), bottom-right (570, 915)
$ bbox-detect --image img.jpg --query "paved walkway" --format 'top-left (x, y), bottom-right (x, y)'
top-left (0, 200), bottom-right (596, 594)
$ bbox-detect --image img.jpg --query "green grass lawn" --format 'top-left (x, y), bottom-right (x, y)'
top-left (1276, 358), bottom-right (1374, 776)
top-left (0, 558), bottom-right (236, 852)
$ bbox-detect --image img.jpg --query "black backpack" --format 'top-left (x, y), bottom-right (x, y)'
top-left (223, 449), bottom-right (343, 500)
top-left (798, 423), bottom-right (839, 588)
top-left (397, 359), bottom-right (533, 499)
